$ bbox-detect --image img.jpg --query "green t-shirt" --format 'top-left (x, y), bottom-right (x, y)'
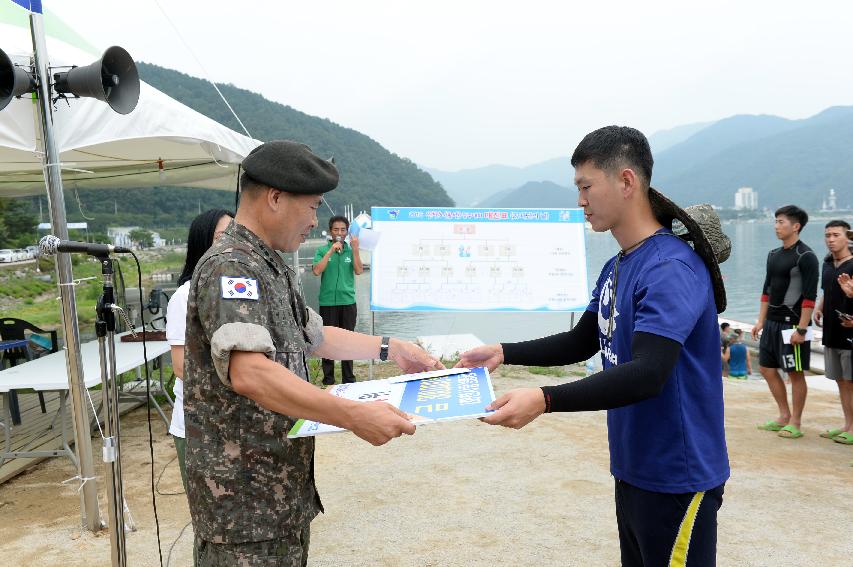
top-left (313, 242), bottom-right (356, 306)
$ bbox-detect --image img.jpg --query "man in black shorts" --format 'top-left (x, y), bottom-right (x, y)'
top-left (813, 220), bottom-right (853, 444)
top-left (752, 205), bottom-right (819, 439)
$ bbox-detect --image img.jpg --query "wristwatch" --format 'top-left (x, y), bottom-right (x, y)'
top-left (795, 327), bottom-right (808, 336)
top-left (379, 336), bottom-right (391, 361)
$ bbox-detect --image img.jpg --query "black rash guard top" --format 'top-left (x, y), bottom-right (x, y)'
top-left (761, 240), bottom-right (819, 324)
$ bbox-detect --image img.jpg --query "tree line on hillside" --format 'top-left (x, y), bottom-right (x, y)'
top-left (5, 62), bottom-right (453, 244)
top-left (24, 186), bottom-right (236, 234)
top-left (136, 63), bottom-right (453, 218)
top-left (0, 197), bottom-right (37, 248)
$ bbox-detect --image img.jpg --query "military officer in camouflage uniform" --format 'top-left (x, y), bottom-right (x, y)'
top-left (184, 140), bottom-right (442, 566)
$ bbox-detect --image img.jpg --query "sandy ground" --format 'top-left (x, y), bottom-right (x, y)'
top-left (1, 365), bottom-right (852, 567)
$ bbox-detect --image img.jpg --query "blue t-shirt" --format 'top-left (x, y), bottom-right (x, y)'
top-left (728, 342), bottom-right (748, 375)
top-left (588, 229), bottom-right (729, 493)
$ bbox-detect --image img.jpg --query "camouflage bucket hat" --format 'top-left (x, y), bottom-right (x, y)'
top-left (649, 188), bottom-right (731, 314)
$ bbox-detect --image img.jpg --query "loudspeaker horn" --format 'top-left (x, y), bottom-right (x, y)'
top-left (53, 45), bottom-right (140, 115)
top-left (0, 48), bottom-right (37, 112)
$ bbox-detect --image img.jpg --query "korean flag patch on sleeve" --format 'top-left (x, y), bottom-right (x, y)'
top-left (221, 276), bottom-right (260, 300)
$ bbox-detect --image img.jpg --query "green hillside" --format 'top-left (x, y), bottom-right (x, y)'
top-left (136, 63), bottom-right (452, 214)
top-left (10, 62), bottom-right (452, 243)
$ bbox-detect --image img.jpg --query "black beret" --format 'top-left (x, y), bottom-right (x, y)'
top-left (241, 140), bottom-right (339, 194)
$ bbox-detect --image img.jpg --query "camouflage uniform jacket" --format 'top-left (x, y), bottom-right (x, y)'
top-left (184, 221), bottom-right (325, 544)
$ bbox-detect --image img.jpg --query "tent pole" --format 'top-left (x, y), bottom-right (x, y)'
top-left (30, 13), bottom-right (103, 533)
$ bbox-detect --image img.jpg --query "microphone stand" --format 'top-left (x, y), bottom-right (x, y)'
top-left (95, 256), bottom-right (127, 567)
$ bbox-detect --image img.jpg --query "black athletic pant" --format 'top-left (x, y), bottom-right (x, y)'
top-left (615, 478), bottom-right (724, 567)
top-left (319, 303), bottom-right (357, 383)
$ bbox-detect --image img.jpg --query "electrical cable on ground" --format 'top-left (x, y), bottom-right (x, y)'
top-left (131, 252), bottom-right (164, 567)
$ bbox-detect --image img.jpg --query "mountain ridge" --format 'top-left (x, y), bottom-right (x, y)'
top-left (432, 107), bottom-right (853, 210)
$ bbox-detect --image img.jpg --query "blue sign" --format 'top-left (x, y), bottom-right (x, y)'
top-left (398, 367), bottom-right (494, 420)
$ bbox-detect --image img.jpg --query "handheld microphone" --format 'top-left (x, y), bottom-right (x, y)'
top-left (39, 235), bottom-right (131, 257)
top-left (334, 235), bottom-right (343, 253)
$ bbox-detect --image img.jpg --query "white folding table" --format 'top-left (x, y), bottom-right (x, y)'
top-left (0, 333), bottom-right (171, 469)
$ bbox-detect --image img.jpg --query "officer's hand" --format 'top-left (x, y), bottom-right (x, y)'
top-left (455, 344), bottom-right (504, 372)
top-left (751, 321), bottom-right (763, 341)
top-left (388, 339), bottom-right (444, 373)
top-left (481, 388), bottom-right (546, 429)
top-left (348, 401), bottom-right (416, 446)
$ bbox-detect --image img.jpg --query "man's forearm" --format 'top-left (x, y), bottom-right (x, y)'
top-left (312, 326), bottom-right (382, 360)
top-left (230, 351), bottom-right (362, 429)
top-left (757, 301), bottom-right (769, 323)
top-left (312, 251), bottom-right (333, 275)
top-left (541, 332), bottom-right (681, 412)
top-left (352, 248), bottom-right (364, 274)
top-left (502, 309), bottom-right (599, 366)
top-left (799, 307), bottom-right (814, 329)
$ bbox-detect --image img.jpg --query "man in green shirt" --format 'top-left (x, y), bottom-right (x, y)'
top-left (313, 215), bottom-right (363, 384)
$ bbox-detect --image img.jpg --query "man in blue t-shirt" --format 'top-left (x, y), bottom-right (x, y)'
top-left (458, 126), bottom-right (730, 567)
top-left (724, 329), bottom-right (752, 378)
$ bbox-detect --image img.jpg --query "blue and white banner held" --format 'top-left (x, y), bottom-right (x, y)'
top-left (288, 367), bottom-right (495, 438)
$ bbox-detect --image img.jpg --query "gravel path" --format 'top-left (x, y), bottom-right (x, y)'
top-left (1, 365), bottom-right (851, 566)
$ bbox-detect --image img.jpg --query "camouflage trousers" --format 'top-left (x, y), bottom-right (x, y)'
top-left (196, 526), bottom-right (310, 567)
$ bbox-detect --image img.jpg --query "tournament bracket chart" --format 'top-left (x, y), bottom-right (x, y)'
top-left (370, 207), bottom-right (589, 312)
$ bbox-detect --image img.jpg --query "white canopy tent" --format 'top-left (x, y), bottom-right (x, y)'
top-left (0, 4), bottom-right (259, 196)
top-left (0, 1), bottom-right (260, 540)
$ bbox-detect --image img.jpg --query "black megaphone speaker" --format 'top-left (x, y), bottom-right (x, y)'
top-left (0, 48), bottom-right (36, 112)
top-left (53, 45), bottom-right (140, 115)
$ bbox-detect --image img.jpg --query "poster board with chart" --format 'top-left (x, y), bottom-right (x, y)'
top-left (369, 207), bottom-right (589, 312)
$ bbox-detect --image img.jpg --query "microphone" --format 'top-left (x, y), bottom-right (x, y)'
top-left (39, 235), bottom-right (131, 257)
top-left (334, 235), bottom-right (343, 253)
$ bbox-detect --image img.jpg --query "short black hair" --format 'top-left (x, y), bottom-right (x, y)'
top-left (720, 322), bottom-right (730, 331)
top-left (733, 329), bottom-right (743, 336)
top-left (825, 219), bottom-right (851, 231)
top-left (328, 215), bottom-right (349, 231)
top-left (571, 126), bottom-right (654, 187)
top-left (177, 209), bottom-right (234, 285)
top-left (239, 171), bottom-right (266, 195)
top-left (774, 205), bottom-right (808, 233)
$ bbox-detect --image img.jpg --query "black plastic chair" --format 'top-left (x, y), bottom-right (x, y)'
top-left (0, 318), bottom-right (58, 424)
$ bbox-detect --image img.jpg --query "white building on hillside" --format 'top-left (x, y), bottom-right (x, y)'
top-left (821, 189), bottom-right (838, 212)
top-left (734, 187), bottom-right (758, 210)
top-left (107, 227), bottom-right (165, 248)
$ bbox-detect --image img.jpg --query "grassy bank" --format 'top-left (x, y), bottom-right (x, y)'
top-left (0, 248), bottom-right (186, 333)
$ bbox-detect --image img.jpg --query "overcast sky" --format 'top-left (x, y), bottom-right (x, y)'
top-left (47, 0), bottom-right (852, 171)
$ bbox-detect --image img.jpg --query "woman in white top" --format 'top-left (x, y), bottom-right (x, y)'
top-left (166, 209), bottom-right (233, 495)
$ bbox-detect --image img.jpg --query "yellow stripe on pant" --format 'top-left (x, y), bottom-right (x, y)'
top-left (669, 491), bottom-right (705, 567)
top-left (791, 325), bottom-right (802, 372)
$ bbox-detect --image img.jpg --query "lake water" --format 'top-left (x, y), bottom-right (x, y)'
top-left (297, 221), bottom-right (829, 344)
